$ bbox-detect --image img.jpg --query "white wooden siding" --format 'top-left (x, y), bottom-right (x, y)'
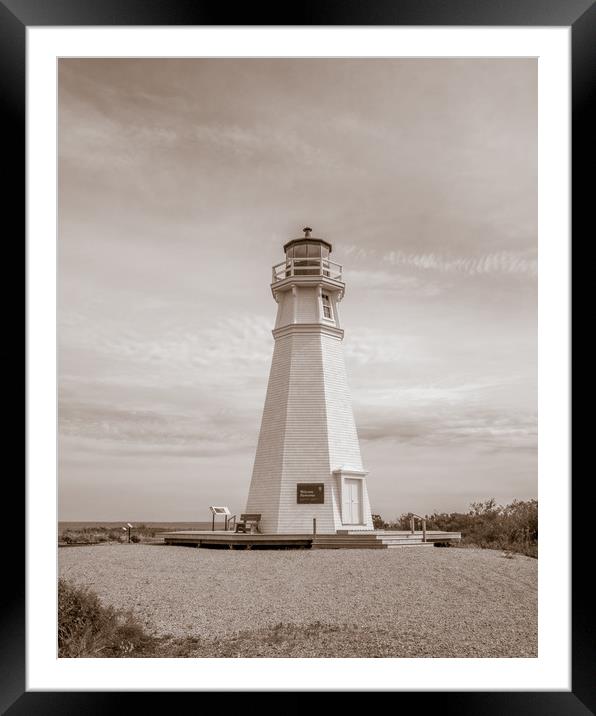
top-left (245, 280), bottom-right (373, 534)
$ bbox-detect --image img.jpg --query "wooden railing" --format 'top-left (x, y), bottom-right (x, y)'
top-left (409, 513), bottom-right (427, 542)
top-left (272, 258), bottom-right (343, 282)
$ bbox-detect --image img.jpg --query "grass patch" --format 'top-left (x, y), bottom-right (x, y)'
top-left (59, 578), bottom-right (536, 658)
top-left (59, 524), bottom-right (163, 546)
top-left (58, 578), bottom-right (159, 657)
top-left (58, 578), bottom-right (360, 657)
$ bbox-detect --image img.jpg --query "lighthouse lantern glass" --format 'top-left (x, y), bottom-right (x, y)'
top-left (286, 241), bottom-right (327, 276)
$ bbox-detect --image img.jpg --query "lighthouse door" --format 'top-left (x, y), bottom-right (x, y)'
top-left (343, 478), bottom-right (362, 524)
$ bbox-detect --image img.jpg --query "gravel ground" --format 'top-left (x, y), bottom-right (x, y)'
top-left (59, 544), bottom-right (537, 657)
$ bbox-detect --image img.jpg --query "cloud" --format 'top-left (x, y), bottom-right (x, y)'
top-left (60, 94), bottom-right (338, 173)
top-left (357, 404), bottom-right (536, 453)
top-left (341, 245), bottom-right (537, 277)
top-left (352, 373), bottom-right (536, 453)
top-left (383, 249), bottom-right (537, 277)
top-left (344, 330), bottom-right (430, 367)
top-left (357, 380), bottom-right (517, 407)
top-left (59, 401), bottom-right (258, 458)
top-left (59, 310), bottom-right (274, 387)
top-left (192, 123), bottom-right (338, 168)
top-left (345, 269), bottom-right (442, 296)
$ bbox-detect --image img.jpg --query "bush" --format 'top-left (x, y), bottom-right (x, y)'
top-left (372, 514), bottom-right (387, 530)
top-left (58, 525), bottom-right (161, 546)
top-left (382, 498), bottom-right (538, 558)
top-left (58, 578), bottom-right (156, 657)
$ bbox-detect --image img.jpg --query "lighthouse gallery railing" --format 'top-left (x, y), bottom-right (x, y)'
top-left (272, 257), bottom-right (343, 282)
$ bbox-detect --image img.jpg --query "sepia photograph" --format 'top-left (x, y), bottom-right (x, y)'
top-left (57, 57), bottom-right (538, 659)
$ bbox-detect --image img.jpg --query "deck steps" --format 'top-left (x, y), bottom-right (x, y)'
top-left (312, 530), bottom-right (461, 549)
top-left (312, 533), bottom-right (433, 549)
top-left (312, 543), bottom-right (387, 549)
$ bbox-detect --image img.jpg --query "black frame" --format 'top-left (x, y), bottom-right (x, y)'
top-left (12, 0), bottom-right (585, 710)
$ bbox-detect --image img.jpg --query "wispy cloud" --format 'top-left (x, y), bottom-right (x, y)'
top-left (357, 404), bottom-right (537, 453)
top-left (59, 401), bottom-right (258, 458)
top-left (344, 330), bottom-right (428, 366)
top-left (353, 372), bottom-right (536, 453)
top-left (342, 245), bottom-right (537, 277)
top-left (345, 269), bottom-right (442, 296)
top-left (59, 310), bottom-right (273, 381)
top-left (383, 249), bottom-right (537, 277)
top-left (192, 123), bottom-right (339, 168)
top-left (60, 95), bottom-right (339, 172)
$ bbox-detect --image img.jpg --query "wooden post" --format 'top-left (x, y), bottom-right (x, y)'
top-left (422, 519), bottom-right (427, 543)
top-left (212, 513), bottom-right (215, 532)
top-left (410, 516), bottom-right (415, 534)
top-left (313, 518), bottom-right (317, 535)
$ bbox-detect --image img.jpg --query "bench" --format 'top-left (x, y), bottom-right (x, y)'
top-left (235, 514), bottom-right (261, 534)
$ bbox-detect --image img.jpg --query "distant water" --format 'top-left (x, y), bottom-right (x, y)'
top-left (58, 521), bottom-right (226, 532)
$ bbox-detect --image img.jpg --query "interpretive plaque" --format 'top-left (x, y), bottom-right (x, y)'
top-left (297, 483), bottom-right (324, 504)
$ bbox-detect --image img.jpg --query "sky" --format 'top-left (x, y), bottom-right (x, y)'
top-left (58, 58), bottom-right (537, 521)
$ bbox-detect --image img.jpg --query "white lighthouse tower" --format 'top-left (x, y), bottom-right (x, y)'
top-left (245, 228), bottom-right (373, 534)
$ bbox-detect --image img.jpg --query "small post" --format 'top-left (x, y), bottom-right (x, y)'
top-left (422, 519), bottom-right (427, 543)
top-left (410, 515), bottom-right (415, 534)
top-left (212, 513), bottom-right (215, 532)
top-left (128, 526), bottom-right (131, 543)
top-left (313, 517), bottom-right (317, 535)
top-left (224, 515), bottom-right (228, 531)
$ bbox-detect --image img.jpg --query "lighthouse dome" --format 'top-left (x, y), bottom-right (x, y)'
top-left (283, 227), bottom-right (332, 256)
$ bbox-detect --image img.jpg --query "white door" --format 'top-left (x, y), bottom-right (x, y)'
top-left (343, 478), bottom-right (362, 524)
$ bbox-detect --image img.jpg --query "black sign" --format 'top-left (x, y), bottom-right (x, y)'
top-left (297, 483), bottom-right (324, 504)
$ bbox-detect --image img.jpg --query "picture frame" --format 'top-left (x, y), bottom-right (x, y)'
top-left (13, 0), bottom-right (585, 709)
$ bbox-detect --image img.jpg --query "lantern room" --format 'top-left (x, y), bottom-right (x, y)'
top-left (273, 227), bottom-right (342, 282)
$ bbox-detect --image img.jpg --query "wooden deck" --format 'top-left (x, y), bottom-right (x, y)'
top-left (161, 530), bottom-right (461, 550)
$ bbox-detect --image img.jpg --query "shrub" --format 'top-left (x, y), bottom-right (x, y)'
top-left (58, 578), bottom-right (156, 657)
top-left (372, 514), bottom-right (387, 530)
top-left (130, 534), bottom-right (140, 543)
top-left (382, 498), bottom-right (538, 558)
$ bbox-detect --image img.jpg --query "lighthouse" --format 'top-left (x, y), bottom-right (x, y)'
top-left (245, 228), bottom-right (373, 534)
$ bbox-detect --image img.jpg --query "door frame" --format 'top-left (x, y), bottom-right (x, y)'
top-left (333, 468), bottom-right (369, 526)
top-left (342, 477), bottom-right (363, 525)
